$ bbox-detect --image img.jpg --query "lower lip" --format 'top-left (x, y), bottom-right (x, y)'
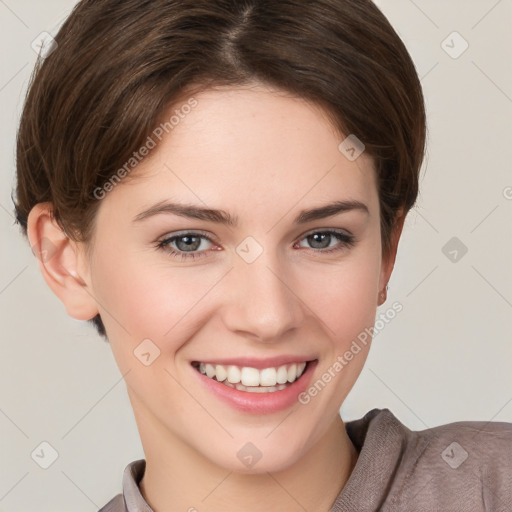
top-left (192, 361), bottom-right (318, 414)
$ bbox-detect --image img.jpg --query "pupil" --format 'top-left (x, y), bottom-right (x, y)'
top-left (310, 233), bottom-right (329, 249)
top-left (177, 235), bottom-right (200, 251)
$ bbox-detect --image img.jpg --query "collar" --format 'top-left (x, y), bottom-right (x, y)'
top-left (120, 408), bottom-right (409, 511)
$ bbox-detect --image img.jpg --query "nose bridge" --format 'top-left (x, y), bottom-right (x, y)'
top-left (222, 240), bottom-right (304, 342)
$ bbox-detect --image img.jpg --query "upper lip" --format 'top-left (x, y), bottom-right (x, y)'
top-left (191, 356), bottom-right (317, 370)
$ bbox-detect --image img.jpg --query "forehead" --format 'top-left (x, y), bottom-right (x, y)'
top-left (99, 84), bottom-right (378, 222)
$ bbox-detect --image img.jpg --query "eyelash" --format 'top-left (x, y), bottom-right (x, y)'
top-left (155, 229), bottom-right (356, 261)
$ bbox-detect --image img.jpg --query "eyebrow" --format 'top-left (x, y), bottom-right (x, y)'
top-left (132, 199), bottom-right (369, 226)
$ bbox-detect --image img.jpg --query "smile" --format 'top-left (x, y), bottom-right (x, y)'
top-left (191, 361), bottom-right (311, 393)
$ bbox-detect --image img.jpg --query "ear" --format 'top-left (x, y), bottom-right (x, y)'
top-left (27, 202), bottom-right (99, 320)
top-left (378, 209), bottom-right (407, 306)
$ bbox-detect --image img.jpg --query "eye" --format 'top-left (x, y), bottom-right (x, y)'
top-left (295, 229), bottom-right (356, 254)
top-left (156, 231), bottom-right (217, 261)
top-left (156, 229), bottom-right (356, 261)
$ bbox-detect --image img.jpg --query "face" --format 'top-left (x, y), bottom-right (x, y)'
top-left (76, 84), bottom-right (392, 473)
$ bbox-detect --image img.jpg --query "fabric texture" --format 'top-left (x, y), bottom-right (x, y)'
top-left (98, 408), bottom-right (512, 512)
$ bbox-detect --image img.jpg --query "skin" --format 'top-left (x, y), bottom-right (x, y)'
top-left (28, 83), bottom-right (405, 511)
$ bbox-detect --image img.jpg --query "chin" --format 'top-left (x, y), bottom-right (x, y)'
top-left (202, 435), bottom-right (309, 475)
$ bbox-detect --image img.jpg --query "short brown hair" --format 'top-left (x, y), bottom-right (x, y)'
top-left (14, 0), bottom-right (427, 339)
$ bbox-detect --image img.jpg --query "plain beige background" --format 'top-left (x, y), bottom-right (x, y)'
top-left (1, 0), bottom-right (511, 510)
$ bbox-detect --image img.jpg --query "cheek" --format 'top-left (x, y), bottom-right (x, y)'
top-left (89, 250), bottom-right (207, 411)
top-left (89, 244), bottom-right (222, 358)
top-left (304, 248), bottom-right (381, 338)
top-left (299, 243), bottom-right (381, 399)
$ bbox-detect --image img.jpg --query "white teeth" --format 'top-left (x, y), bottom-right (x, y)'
top-left (205, 363), bottom-right (215, 378)
top-left (227, 365), bottom-right (241, 384)
top-left (241, 367), bottom-right (260, 386)
top-left (195, 360), bottom-right (310, 390)
top-left (287, 363), bottom-right (297, 383)
top-left (260, 367), bottom-right (277, 386)
top-left (215, 364), bottom-right (227, 382)
top-left (243, 384), bottom-right (288, 393)
top-left (222, 381), bottom-right (288, 393)
top-left (276, 365), bottom-right (288, 384)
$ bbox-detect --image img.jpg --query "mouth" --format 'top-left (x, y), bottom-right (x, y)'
top-left (191, 360), bottom-right (315, 393)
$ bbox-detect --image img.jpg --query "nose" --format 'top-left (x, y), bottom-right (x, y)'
top-left (221, 251), bottom-right (305, 343)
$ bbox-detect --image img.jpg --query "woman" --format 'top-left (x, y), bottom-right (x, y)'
top-left (14, 0), bottom-right (511, 510)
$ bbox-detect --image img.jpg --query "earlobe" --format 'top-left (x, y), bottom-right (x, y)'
top-left (27, 202), bottom-right (99, 321)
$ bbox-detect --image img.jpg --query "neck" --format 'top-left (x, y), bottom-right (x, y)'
top-left (136, 409), bottom-right (358, 512)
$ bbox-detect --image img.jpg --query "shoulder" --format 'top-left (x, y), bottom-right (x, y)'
top-left (354, 407), bottom-right (512, 463)
top-left (422, 415), bottom-right (512, 460)
top-left (372, 409), bottom-right (512, 511)
top-left (98, 493), bottom-right (125, 512)
top-left (409, 415), bottom-right (512, 477)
